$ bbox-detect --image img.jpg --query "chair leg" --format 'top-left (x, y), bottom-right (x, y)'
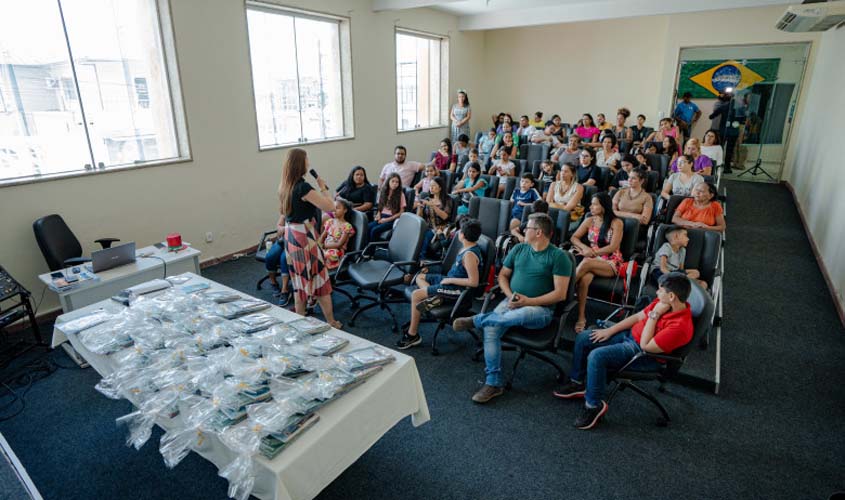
top-left (348, 299), bottom-right (380, 326)
top-left (256, 275), bottom-right (270, 291)
top-left (625, 381), bottom-right (671, 427)
top-left (378, 299), bottom-right (400, 333)
top-left (431, 322), bottom-right (445, 356)
top-left (505, 349), bottom-right (527, 389)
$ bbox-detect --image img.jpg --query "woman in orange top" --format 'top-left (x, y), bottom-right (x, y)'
top-left (672, 182), bottom-right (725, 232)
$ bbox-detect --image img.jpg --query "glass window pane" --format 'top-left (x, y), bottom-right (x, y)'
top-left (396, 32), bottom-right (442, 131)
top-left (0, 0), bottom-right (92, 181)
top-left (247, 9), bottom-right (301, 148)
top-left (60, 0), bottom-right (180, 168)
top-left (294, 17), bottom-right (343, 142)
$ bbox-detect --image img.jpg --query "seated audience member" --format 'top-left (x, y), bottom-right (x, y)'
top-left (547, 162), bottom-right (585, 216)
top-left (670, 138), bottom-right (712, 176)
top-left (548, 114), bottom-right (565, 138)
top-left (380, 145), bottom-right (425, 188)
top-left (630, 114), bottom-right (649, 146)
top-left (537, 160), bottom-right (557, 193)
top-left (531, 125), bottom-right (563, 147)
top-left (336, 165), bottom-right (375, 217)
top-left (265, 215), bottom-right (292, 306)
top-left (635, 151), bottom-right (650, 171)
top-left (489, 146), bottom-right (516, 196)
top-left (609, 154), bottom-right (636, 191)
top-left (653, 226), bottom-right (706, 289)
top-left (612, 167), bottom-right (653, 226)
top-left (644, 117), bottom-right (677, 144)
top-left (491, 130), bottom-right (519, 160)
top-left (478, 128), bottom-right (497, 156)
top-left (496, 113), bottom-right (514, 135)
top-left (516, 115), bottom-right (536, 138)
top-left (414, 164), bottom-right (439, 196)
top-left (454, 161), bottom-right (488, 216)
top-left (663, 136), bottom-right (679, 164)
top-left (575, 113), bottom-right (601, 146)
top-left (319, 198), bottom-right (356, 270)
top-left (456, 148), bottom-right (480, 177)
top-left (368, 172), bottom-right (406, 241)
top-left (454, 134), bottom-right (471, 157)
top-left (397, 219), bottom-right (484, 350)
top-left (661, 154), bottom-right (704, 200)
top-left (596, 135), bottom-right (621, 172)
top-left (452, 213), bottom-right (572, 403)
top-left (491, 112), bottom-right (505, 129)
top-left (700, 129), bottom-right (723, 168)
top-left (672, 182), bottom-right (725, 233)
top-left (576, 148), bottom-right (601, 186)
top-left (530, 111), bottom-right (545, 129)
top-left (511, 199), bottom-right (549, 243)
top-left (416, 177), bottom-right (453, 259)
top-left (554, 273), bottom-right (693, 430)
top-left (570, 192), bottom-right (624, 332)
top-left (613, 108), bottom-right (633, 142)
top-left (509, 173), bottom-right (541, 227)
top-left (596, 113), bottom-right (612, 131)
top-left (429, 138), bottom-right (457, 172)
top-left (552, 134), bottom-right (583, 165)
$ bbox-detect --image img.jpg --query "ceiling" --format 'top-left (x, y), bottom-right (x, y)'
top-left (372, 0), bottom-right (796, 31)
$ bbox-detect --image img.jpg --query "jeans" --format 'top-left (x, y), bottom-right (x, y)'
top-left (264, 240), bottom-right (288, 275)
top-left (419, 229), bottom-right (435, 259)
top-left (569, 329), bottom-right (660, 407)
top-left (474, 298), bottom-right (553, 387)
top-left (368, 220), bottom-right (394, 242)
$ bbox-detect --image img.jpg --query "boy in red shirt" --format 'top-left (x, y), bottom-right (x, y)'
top-left (554, 272), bottom-right (694, 429)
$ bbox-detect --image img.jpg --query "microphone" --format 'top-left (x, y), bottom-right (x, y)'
top-left (309, 169), bottom-right (319, 180)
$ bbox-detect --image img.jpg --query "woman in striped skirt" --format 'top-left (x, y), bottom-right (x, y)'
top-left (277, 148), bottom-right (342, 328)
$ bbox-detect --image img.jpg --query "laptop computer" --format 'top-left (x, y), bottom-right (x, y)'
top-left (91, 242), bottom-right (137, 273)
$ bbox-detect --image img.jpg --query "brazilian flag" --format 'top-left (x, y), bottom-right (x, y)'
top-left (679, 59), bottom-right (779, 98)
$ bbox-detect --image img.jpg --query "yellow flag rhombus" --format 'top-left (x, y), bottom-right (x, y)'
top-left (689, 60), bottom-right (765, 96)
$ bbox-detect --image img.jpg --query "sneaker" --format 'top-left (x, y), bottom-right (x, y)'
top-left (471, 384), bottom-right (504, 404)
top-left (395, 332), bottom-right (422, 350)
top-left (278, 291), bottom-right (292, 307)
top-left (574, 401), bottom-right (608, 430)
top-left (452, 316), bottom-right (475, 332)
top-left (271, 282), bottom-right (281, 294)
top-left (416, 295), bottom-right (443, 313)
top-left (552, 380), bottom-right (586, 399)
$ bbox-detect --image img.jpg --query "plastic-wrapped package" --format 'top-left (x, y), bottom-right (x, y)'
top-left (202, 290), bottom-right (242, 303)
top-left (306, 334), bottom-right (349, 356)
top-left (231, 313), bottom-right (281, 334)
top-left (263, 346), bottom-right (312, 378)
top-left (218, 425), bottom-right (263, 500)
top-left (215, 299), bottom-right (271, 319)
top-left (116, 388), bottom-right (181, 449)
top-left (264, 323), bottom-right (307, 349)
top-left (159, 396), bottom-right (218, 468)
top-left (165, 274), bottom-right (192, 285)
top-left (78, 320), bottom-right (133, 355)
top-left (333, 345), bottom-right (395, 372)
top-left (58, 311), bottom-right (113, 335)
top-left (229, 337), bottom-right (266, 360)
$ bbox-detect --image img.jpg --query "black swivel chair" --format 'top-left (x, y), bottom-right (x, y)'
top-left (345, 213), bottom-right (426, 332)
top-left (646, 154), bottom-right (670, 185)
top-left (329, 210), bottom-right (370, 303)
top-left (468, 197), bottom-right (510, 241)
top-left (492, 252), bottom-right (578, 388)
top-left (605, 282), bottom-right (716, 426)
top-left (33, 214), bottom-right (120, 271)
top-left (644, 171), bottom-right (660, 193)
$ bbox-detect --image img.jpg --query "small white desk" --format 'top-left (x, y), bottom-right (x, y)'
top-left (41, 244), bottom-right (201, 348)
top-left (52, 273), bottom-right (430, 500)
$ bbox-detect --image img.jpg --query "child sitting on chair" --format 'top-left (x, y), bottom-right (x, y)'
top-left (414, 164), bottom-right (439, 196)
top-left (653, 226), bottom-right (706, 289)
top-left (478, 128), bottom-right (497, 156)
top-left (396, 219), bottom-right (483, 350)
top-left (538, 160), bottom-right (557, 194)
top-left (319, 199), bottom-right (356, 270)
top-left (509, 173), bottom-right (541, 227)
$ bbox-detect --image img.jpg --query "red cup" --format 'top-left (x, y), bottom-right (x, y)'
top-left (166, 233), bottom-right (182, 249)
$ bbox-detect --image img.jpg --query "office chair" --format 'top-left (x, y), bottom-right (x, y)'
top-left (33, 214), bottom-right (120, 271)
top-left (344, 213), bottom-right (425, 332)
top-left (467, 196), bottom-right (510, 242)
top-left (582, 217), bottom-right (642, 314)
top-left (329, 209), bottom-right (370, 303)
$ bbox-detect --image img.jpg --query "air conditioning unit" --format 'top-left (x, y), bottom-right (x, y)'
top-left (776, 1), bottom-right (845, 32)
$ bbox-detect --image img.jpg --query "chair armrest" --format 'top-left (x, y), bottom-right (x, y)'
top-left (480, 285), bottom-right (504, 314)
top-left (377, 260), bottom-right (419, 290)
top-left (448, 287), bottom-right (475, 318)
top-left (362, 241), bottom-right (390, 257)
top-left (94, 238), bottom-right (120, 249)
top-left (64, 257), bottom-right (91, 266)
top-left (410, 260), bottom-right (445, 284)
top-left (257, 230), bottom-right (277, 251)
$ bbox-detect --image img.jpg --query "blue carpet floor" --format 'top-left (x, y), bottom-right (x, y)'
top-left (1, 180), bottom-right (843, 499)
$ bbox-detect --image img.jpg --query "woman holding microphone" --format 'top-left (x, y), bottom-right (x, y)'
top-left (277, 148), bottom-right (342, 328)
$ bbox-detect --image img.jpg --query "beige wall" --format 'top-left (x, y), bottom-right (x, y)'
top-left (782, 26), bottom-right (845, 318)
top-left (0, 0), bottom-right (486, 314)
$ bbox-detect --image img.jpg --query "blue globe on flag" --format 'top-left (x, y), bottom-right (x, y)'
top-left (711, 65), bottom-right (741, 93)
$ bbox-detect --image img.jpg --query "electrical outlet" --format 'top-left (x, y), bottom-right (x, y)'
top-left (205, 232), bottom-right (213, 243)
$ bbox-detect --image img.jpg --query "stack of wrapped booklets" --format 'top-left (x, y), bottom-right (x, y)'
top-left (216, 299), bottom-right (271, 319)
top-left (333, 346), bottom-right (396, 372)
top-left (258, 413), bottom-right (321, 459)
top-left (230, 313), bottom-right (281, 334)
top-left (287, 317), bottom-right (331, 335)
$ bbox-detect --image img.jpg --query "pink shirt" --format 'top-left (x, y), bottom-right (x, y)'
top-left (575, 126), bottom-right (600, 140)
top-left (380, 160), bottom-right (423, 188)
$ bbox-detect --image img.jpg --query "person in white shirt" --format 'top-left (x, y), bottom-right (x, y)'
top-left (488, 146), bottom-right (516, 197)
top-left (379, 145), bottom-right (425, 188)
top-left (530, 125), bottom-right (562, 147)
top-left (700, 129), bottom-right (724, 167)
top-left (516, 115), bottom-right (537, 138)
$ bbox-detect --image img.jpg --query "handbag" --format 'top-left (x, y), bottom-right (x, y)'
top-left (570, 205), bottom-right (585, 222)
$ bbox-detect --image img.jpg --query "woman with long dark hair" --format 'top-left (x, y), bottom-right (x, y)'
top-left (277, 148), bottom-right (341, 328)
top-left (450, 89), bottom-right (471, 144)
top-left (368, 172), bottom-right (406, 241)
top-left (570, 192), bottom-right (624, 332)
top-left (416, 176), bottom-right (452, 258)
top-left (336, 165), bottom-right (375, 216)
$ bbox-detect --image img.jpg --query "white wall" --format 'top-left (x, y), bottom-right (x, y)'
top-left (782, 26), bottom-right (845, 318)
top-left (0, 0), bottom-right (485, 314)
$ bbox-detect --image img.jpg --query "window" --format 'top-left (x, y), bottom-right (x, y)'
top-left (246, 2), bottom-right (353, 149)
top-left (0, 0), bottom-right (189, 185)
top-left (395, 29), bottom-right (449, 132)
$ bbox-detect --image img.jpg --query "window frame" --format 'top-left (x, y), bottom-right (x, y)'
top-left (394, 27), bottom-right (450, 134)
top-left (0, 0), bottom-right (192, 188)
top-left (244, 1), bottom-right (355, 151)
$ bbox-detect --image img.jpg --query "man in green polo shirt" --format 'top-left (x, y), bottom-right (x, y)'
top-left (453, 213), bottom-right (572, 403)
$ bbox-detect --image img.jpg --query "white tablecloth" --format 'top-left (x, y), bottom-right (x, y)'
top-left (53, 273), bottom-right (430, 500)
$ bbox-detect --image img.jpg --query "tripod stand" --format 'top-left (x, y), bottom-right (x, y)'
top-left (737, 158), bottom-right (775, 181)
